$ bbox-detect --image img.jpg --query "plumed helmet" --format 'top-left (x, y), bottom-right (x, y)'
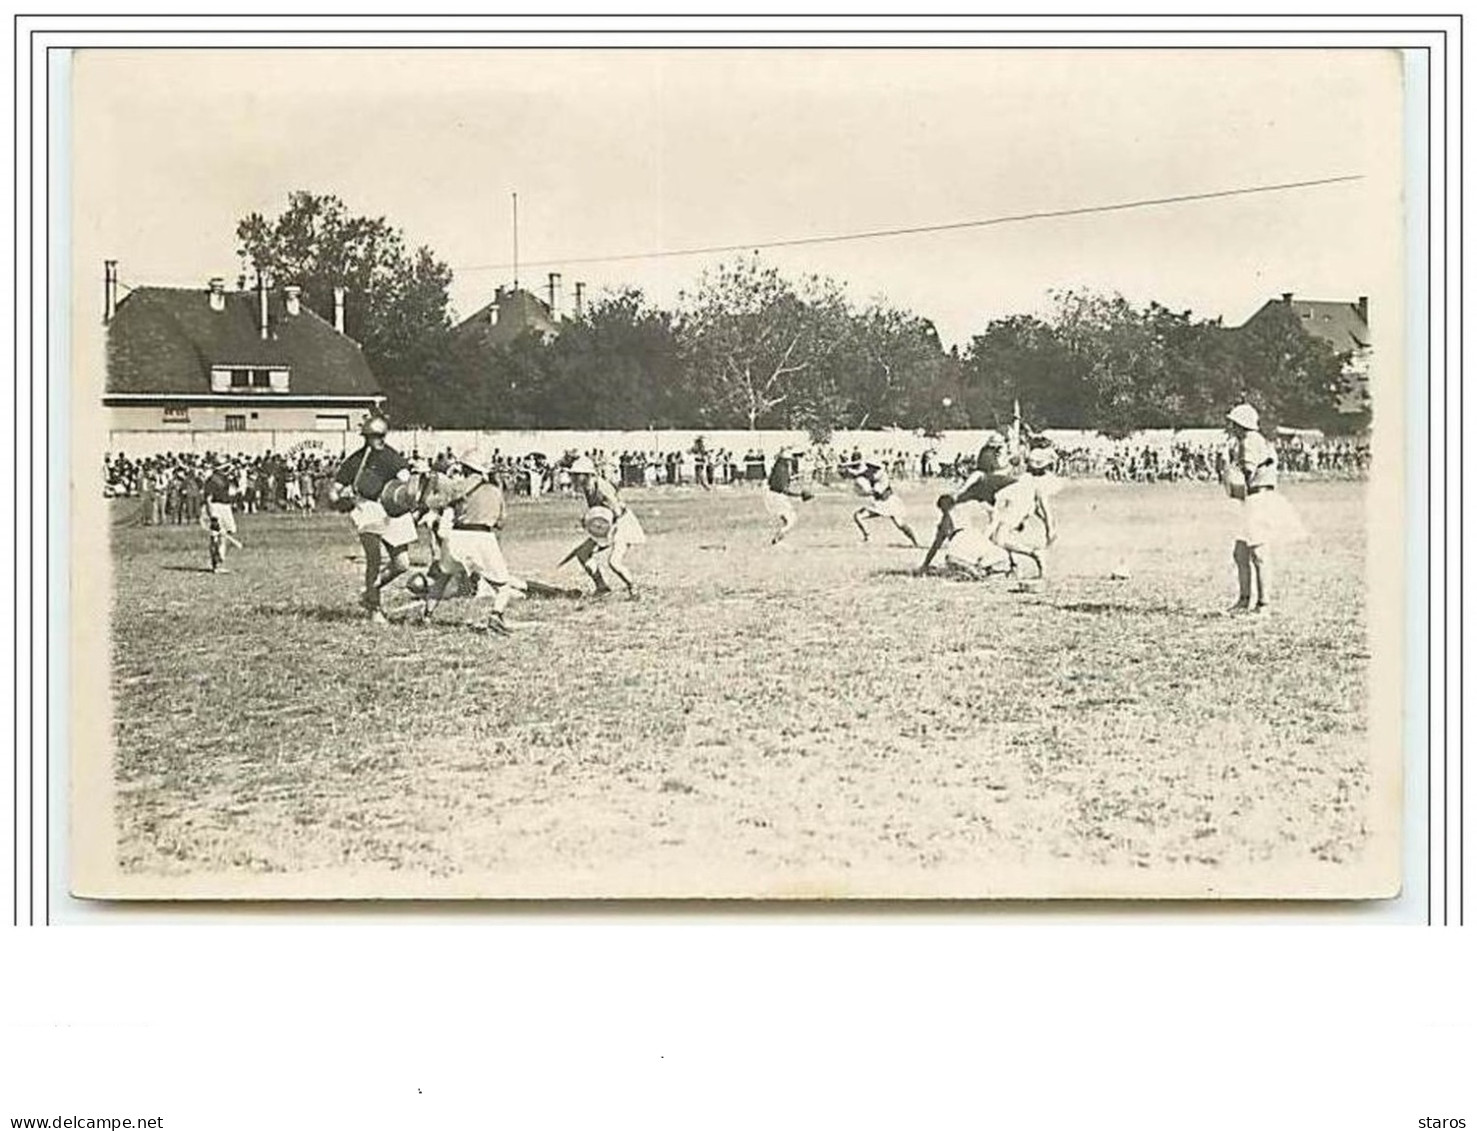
top-left (360, 414), bottom-right (390, 438)
top-left (1226, 403), bottom-right (1260, 430)
top-left (981, 430), bottom-right (1007, 449)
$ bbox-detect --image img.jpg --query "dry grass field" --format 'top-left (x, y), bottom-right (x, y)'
top-left (105, 478), bottom-right (1372, 897)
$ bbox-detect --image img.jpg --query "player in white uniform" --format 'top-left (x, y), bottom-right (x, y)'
top-left (1223, 403), bottom-right (1306, 612)
top-left (848, 460), bottom-right (921, 547)
top-left (418, 450), bottom-right (526, 634)
top-left (987, 446), bottom-right (1063, 577)
top-left (918, 494), bottom-right (1012, 579)
top-left (566, 455), bottom-right (645, 598)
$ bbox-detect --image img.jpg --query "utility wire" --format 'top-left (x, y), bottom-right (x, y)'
top-left (107, 173), bottom-right (1362, 290)
top-left (452, 173), bottom-right (1364, 274)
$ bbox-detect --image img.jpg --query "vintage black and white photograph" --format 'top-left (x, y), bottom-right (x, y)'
top-left (69, 46), bottom-right (1406, 899)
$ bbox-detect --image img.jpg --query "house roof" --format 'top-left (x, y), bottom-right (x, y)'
top-left (453, 287), bottom-right (559, 348)
top-left (106, 286), bottom-right (381, 398)
top-left (1244, 296), bottom-right (1370, 352)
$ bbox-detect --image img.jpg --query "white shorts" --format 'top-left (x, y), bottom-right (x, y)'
top-left (351, 499), bottom-right (418, 548)
top-left (442, 528), bottom-right (515, 585)
top-left (859, 494), bottom-right (907, 521)
top-left (200, 501), bottom-right (236, 536)
top-left (946, 528), bottom-right (1009, 571)
top-left (764, 490), bottom-right (796, 522)
top-left (612, 509), bottom-right (646, 547)
top-left (285, 481), bottom-right (302, 502)
top-left (1240, 490), bottom-right (1308, 546)
top-left (949, 500), bottom-right (991, 532)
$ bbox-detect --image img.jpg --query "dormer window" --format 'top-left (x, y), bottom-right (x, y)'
top-left (211, 365), bottom-right (291, 393)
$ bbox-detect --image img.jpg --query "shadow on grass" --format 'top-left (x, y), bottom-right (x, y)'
top-left (1054, 600), bottom-right (1213, 618)
top-left (161, 564), bottom-right (217, 574)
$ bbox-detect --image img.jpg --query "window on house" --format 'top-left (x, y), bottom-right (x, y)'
top-left (230, 369), bottom-right (250, 388)
top-left (162, 406), bottom-right (190, 423)
top-left (251, 369), bottom-right (272, 388)
top-left (224, 415), bottom-right (247, 432)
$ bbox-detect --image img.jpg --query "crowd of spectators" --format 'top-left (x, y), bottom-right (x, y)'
top-left (105, 450), bottom-right (340, 524)
top-left (106, 432), bottom-right (1372, 520)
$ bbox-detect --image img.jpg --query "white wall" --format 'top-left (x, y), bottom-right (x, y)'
top-left (104, 426), bottom-right (1236, 462)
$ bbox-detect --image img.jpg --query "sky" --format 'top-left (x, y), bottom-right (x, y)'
top-left (71, 47), bottom-right (1405, 348)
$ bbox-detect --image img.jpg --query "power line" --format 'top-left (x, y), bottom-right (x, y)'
top-left (452, 173), bottom-right (1364, 275)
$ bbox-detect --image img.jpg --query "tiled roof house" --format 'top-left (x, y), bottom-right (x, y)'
top-left (1238, 292), bottom-right (1371, 416)
top-left (103, 262), bottom-right (384, 434)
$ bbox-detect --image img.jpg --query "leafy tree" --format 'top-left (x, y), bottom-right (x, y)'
top-left (836, 303), bottom-right (953, 431)
top-left (674, 256), bottom-right (851, 430)
top-left (960, 313), bottom-right (1084, 430)
top-left (235, 191), bottom-right (454, 423)
top-left (1214, 301), bottom-right (1356, 432)
top-left (538, 289), bottom-right (686, 428)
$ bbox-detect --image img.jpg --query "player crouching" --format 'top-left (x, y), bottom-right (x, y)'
top-left (566, 455), bottom-right (645, 599)
top-left (918, 494), bottom-right (1012, 580)
top-left (846, 458), bottom-right (920, 547)
top-left (414, 450), bottom-right (526, 635)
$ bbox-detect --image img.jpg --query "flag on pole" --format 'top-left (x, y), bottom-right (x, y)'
top-left (1009, 398), bottom-right (1023, 461)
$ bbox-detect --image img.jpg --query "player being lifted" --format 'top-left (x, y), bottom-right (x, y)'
top-left (846, 457), bottom-right (920, 547)
top-left (564, 455), bottom-right (645, 599)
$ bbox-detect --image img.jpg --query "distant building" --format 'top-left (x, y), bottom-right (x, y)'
top-left (453, 277), bottom-right (567, 349)
top-left (1237, 292), bottom-right (1370, 415)
top-left (103, 262), bottom-right (383, 435)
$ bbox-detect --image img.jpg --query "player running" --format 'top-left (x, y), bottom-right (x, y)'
top-left (764, 446), bottom-right (812, 544)
top-left (199, 457), bottom-right (243, 573)
top-left (328, 414), bottom-right (418, 624)
top-left (847, 458), bottom-right (920, 547)
top-left (565, 454), bottom-right (645, 599)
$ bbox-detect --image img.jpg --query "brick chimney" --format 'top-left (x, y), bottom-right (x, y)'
top-left (284, 285), bottom-right (302, 317)
top-left (257, 272), bottom-right (271, 340)
top-left (333, 287), bottom-right (346, 335)
top-left (574, 281), bottom-right (585, 321)
top-left (1356, 295), bottom-right (1368, 324)
top-left (547, 272), bottom-right (561, 317)
top-left (103, 260), bottom-right (118, 324)
top-left (1281, 292), bottom-right (1294, 304)
top-left (208, 276), bottom-right (226, 313)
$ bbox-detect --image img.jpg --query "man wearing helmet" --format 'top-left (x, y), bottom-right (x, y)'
top-left (331, 413), bottom-right (418, 623)
top-left (845, 457), bottom-right (920, 547)
top-left (565, 454), bottom-right (644, 598)
top-left (416, 449), bottom-right (525, 634)
top-left (987, 444), bottom-right (1063, 577)
top-left (1224, 402), bottom-right (1306, 612)
top-left (764, 446), bottom-right (812, 544)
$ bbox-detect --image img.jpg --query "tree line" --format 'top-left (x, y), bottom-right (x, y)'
top-left (237, 191), bottom-right (1370, 438)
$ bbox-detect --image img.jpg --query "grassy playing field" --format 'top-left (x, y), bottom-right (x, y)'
top-left (106, 478), bottom-right (1374, 898)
